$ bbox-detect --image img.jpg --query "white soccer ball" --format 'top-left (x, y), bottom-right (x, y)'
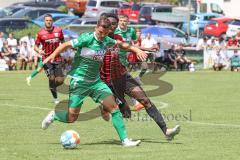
top-left (60, 130), bottom-right (80, 149)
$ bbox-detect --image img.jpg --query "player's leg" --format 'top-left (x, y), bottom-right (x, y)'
top-left (41, 99), bottom-right (83, 129)
top-left (28, 57), bottom-right (33, 70)
top-left (138, 61), bottom-right (148, 79)
top-left (125, 74), bottom-right (180, 140)
top-left (92, 80), bottom-right (141, 147)
top-left (54, 62), bottom-right (64, 87)
top-left (110, 78), bottom-right (131, 118)
top-left (19, 57), bottom-right (24, 70)
top-left (26, 58), bottom-right (43, 86)
top-left (23, 59), bottom-right (27, 70)
top-left (42, 79), bottom-right (86, 129)
top-left (43, 62), bottom-right (59, 103)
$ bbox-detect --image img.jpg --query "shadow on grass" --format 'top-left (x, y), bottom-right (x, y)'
top-left (81, 138), bottom-right (182, 146)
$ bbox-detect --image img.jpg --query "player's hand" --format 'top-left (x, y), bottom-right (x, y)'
top-left (136, 50), bottom-right (147, 61)
top-left (43, 56), bottom-right (54, 64)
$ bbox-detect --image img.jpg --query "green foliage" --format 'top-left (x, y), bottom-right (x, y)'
top-left (57, 5), bottom-right (68, 14)
top-left (10, 25), bottom-right (40, 40)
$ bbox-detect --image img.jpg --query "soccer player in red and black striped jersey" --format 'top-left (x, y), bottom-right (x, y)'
top-left (100, 13), bottom-right (181, 140)
top-left (33, 14), bottom-right (65, 104)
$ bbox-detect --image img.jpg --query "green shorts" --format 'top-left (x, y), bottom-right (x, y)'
top-left (69, 78), bottom-right (113, 108)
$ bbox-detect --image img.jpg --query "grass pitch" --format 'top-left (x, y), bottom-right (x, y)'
top-left (0, 71), bottom-right (239, 160)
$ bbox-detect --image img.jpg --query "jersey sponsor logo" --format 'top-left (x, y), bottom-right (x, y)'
top-left (45, 38), bottom-right (60, 43)
top-left (106, 47), bottom-right (119, 54)
top-left (54, 33), bottom-right (59, 38)
top-left (92, 50), bottom-right (105, 61)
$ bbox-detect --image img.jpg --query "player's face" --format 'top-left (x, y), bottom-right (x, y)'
top-left (119, 17), bottom-right (128, 30)
top-left (95, 25), bottom-right (110, 41)
top-left (44, 16), bottom-right (53, 29)
top-left (108, 17), bottom-right (118, 34)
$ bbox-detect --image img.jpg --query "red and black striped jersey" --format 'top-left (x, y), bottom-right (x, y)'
top-left (100, 34), bottom-right (127, 84)
top-left (35, 26), bottom-right (64, 62)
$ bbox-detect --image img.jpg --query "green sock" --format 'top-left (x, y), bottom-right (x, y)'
top-left (54, 111), bottom-right (68, 123)
top-left (111, 109), bottom-right (127, 141)
top-left (30, 70), bottom-right (39, 78)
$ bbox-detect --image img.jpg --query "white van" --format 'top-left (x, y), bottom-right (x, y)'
top-left (84, 0), bottom-right (124, 18)
top-left (197, 0), bottom-right (224, 15)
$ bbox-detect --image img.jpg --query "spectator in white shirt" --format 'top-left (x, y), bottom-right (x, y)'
top-left (0, 32), bottom-right (6, 52)
top-left (213, 49), bottom-right (226, 71)
top-left (19, 41), bottom-right (32, 70)
top-left (196, 36), bottom-right (208, 50)
top-left (7, 33), bottom-right (18, 64)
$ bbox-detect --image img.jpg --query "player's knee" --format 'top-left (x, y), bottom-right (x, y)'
top-left (55, 78), bottom-right (64, 86)
top-left (49, 76), bottom-right (55, 81)
top-left (68, 113), bottom-right (79, 123)
top-left (139, 98), bottom-right (151, 108)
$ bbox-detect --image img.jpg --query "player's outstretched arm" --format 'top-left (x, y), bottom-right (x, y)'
top-left (43, 41), bottom-right (72, 64)
top-left (117, 40), bottom-right (147, 61)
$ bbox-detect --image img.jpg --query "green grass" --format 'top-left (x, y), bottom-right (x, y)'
top-left (0, 70), bottom-right (239, 160)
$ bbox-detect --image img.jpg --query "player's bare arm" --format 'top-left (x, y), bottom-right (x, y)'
top-left (117, 40), bottom-right (147, 61)
top-left (43, 41), bottom-right (72, 64)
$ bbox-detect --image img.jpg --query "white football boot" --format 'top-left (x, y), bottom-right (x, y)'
top-left (122, 138), bottom-right (141, 147)
top-left (41, 110), bottom-right (55, 130)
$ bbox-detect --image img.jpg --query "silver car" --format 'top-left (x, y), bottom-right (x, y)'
top-left (84, 0), bottom-right (124, 18)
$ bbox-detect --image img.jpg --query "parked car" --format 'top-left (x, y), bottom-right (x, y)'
top-left (33, 13), bottom-right (78, 27)
top-left (65, 0), bottom-right (88, 17)
top-left (0, 18), bottom-right (40, 33)
top-left (182, 13), bottom-right (222, 36)
top-left (129, 2), bottom-right (142, 23)
top-left (53, 17), bottom-right (79, 27)
top-left (84, 0), bottom-right (124, 18)
top-left (118, 2), bottom-right (132, 15)
top-left (3, 6), bottom-right (25, 16)
top-left (226, 18), bottom-right (240, 38)
top-left (203, 17), bottom-right (233, 38)
top-left (69, 17), bottom-right (98, 25)
top-left (12, 0), bottom-right (65, 8)
top-left (11, 7), bottom-right (62, 20)
top-left (0, 8), bottom-right (11, 18)
top-left (141, 25), bottom-right (197, 49)
top-left (138, 4), bottom-right (173, 25)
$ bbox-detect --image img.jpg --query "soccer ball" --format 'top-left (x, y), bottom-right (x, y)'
top-left (60, 130), bottom-right (80, 149)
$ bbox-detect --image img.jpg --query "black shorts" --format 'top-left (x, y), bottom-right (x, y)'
top-left (110, 73), bottom-right (141, 103)
top-left (43, 62), bottom-right (64, 77)
top-left (10, 54), bottom-right (17, 60)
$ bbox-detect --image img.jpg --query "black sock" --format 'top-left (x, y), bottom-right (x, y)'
top-left (146, 105), bottom-right (167, 134)
top-left (49, 79), bottom-right (57, 99)
top-left (50, 88), bottom-right (57, 99)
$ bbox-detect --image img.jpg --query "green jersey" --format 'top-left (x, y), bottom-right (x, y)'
top-left (114, 26), bottom-right (137, 66)
top-left (69, 32), bottom-right (116, 82)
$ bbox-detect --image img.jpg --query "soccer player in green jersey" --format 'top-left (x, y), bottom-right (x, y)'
top-left (41, 17), bottom-right (147, 147)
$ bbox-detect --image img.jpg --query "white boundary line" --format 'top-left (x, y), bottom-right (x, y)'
top-left (3, 103), bottom-right (240, 128)
top-left (184, 121), bottom-right (240, 128)
top-left (2, 103), bottom-right (51, 111)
